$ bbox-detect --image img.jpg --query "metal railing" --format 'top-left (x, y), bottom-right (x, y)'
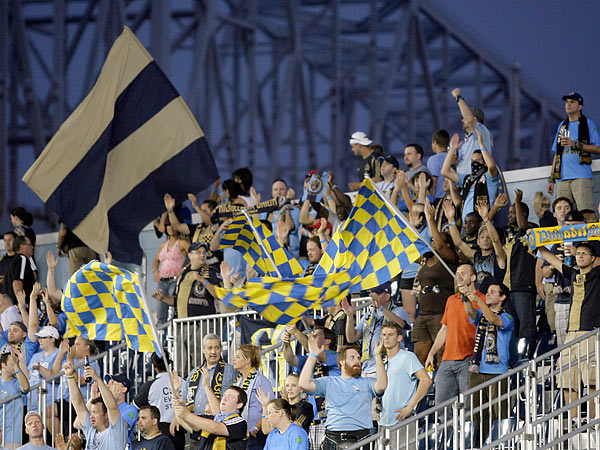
top-left (344, 329), bottom-right (600, 450)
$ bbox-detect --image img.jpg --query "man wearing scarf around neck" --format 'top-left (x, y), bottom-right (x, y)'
top-left (462, 282), bottom-right (514, 446)
top-left (547, 92), bottom-right (600, 222)
top-left (182, 334), bottom-right (238, 447)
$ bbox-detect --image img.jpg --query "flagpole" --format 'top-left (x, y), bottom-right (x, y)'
top-left (135, 266), bottom-right (179, 398)
top-left (367, 176), bottom-right (459, 282)
top-left (241, 209), bottom-right (284, 278)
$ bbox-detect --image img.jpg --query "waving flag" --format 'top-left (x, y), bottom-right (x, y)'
top-left (22, 27), bottom-right (218, 264)
top-left (62, 261), bottom-right (160, 353)
top-left (215, 178), bottom-right (428, 324)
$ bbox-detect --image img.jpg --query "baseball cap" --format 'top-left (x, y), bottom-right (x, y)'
top-left (562, 92), bottom-right (583, 105)
top-left (189, 242), bottom-right (209, 252)
top-left (471, 107), bottom-right (485, 124)
top-left (35, 326), bottom-right (59, 340)
top-left (104, 373), bottom-right (132, 391)
top-left (383, 155), bottom-right (400, 170)
top-left (575, 242), bottom-right (596, 257)
top-left (24, 411), bottom-right (43, 423)
top-left (371, 281), bottom-right (392, 294)
top-left (307, 219), bottom-right (333, 233)
top-left (565, 210), bottom-right (585, 223)
top-left (349, 131), bottom-right (373, 146)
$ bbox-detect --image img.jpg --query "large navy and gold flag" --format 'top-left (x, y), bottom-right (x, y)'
top-left (215, 178), bottom-right (427, 324)
top-left (22, 27), bottom-right (219, 264)
top-left (62, 261), bottom-right (160, 353)
top-left (219, 213), bottom-right (304, 277)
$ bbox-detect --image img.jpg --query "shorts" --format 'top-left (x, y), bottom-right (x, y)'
top-left (400, 277), bottom-right (415, 290)
top-left (556, 331), bottom-right (597, 389)
top-left (412, 314), bottom-right (443, 342)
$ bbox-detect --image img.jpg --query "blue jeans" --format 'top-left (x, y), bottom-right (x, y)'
top-left (157, 278), bottom-right (177, 325)
top-left (510, 291), bottom-right (537, 339)
top-left (434, 357), bottom-right (471, 405)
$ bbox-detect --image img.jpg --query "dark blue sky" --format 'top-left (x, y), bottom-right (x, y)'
top-left (438, 0), bottom-right (600, 122)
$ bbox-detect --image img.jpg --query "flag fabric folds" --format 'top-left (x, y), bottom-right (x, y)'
top-left (62, 261), bottom-right (160, 353)
top-left (215, 178), bottom-right (428, 324)
top-left (22, 26), bottom-right (219, 264)
top-left (219, 213), bottom-right (304, 278)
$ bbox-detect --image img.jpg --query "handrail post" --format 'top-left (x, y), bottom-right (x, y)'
top-left (455, 393), bottom-right (463, 450)
top-left (523, 359), bottom-right (536, 450)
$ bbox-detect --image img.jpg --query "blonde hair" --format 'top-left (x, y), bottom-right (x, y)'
top-left (534, 192), bottom-right (551, 218)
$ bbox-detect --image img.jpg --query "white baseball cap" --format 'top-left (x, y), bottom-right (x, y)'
top-left (349, 131), bottom-right (373, 146)
top-left (35, 326), bottom-right (59, 340)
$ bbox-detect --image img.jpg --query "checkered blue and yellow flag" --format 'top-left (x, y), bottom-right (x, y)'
top-left (61, 261), bottom-right (160, 352)
top-left (215, 178), bottom-right (428, 324)
top-left (219, 212), bottom-right (304, 277)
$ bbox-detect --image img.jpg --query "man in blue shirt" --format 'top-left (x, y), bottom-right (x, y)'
top-left (63, 353), bottom-right (128, 450)
top-left (463, 282), bottom-right (514, 446)
top-left (547, 92), bottom-right (600, 221)
top-left (299, 336), bottom-right (387, 450)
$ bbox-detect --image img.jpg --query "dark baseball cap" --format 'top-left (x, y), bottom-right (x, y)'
top-left (383, 155), bottom-right (400, 170)
top-left (575, 242), bottom-right (596, 257)
top-left (371, 281), bottom-right (392, 294)
top-left (104, 373), bottom-right (131, 391)
top-left (562, 92), bottom-right (583, 105)
top-left (189, 242), bottom-right (209, 252)
top-left (565, 210), bottom-right (585, 223)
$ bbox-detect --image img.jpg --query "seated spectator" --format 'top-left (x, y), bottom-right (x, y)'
top-left (174, 385), bottom-right (248, 450)
top-left (10, 207), bottom-right (36, 248)
top-left (442, 130), bottom-right (500, 224)
top-left (0, 350), bottom-right (29, 449)
top-left (63, 355), bottom-right (127, 450)
top-left (263, 399), bottom-right (309, 450)
top-left (342, 282), bottom-right (410, 376)
top-left (463, 283), bottom-right (514, 445)
top-left (132, 405), bottom-right (174, 450)
top-left (18, 411), bottom-right (54, 450)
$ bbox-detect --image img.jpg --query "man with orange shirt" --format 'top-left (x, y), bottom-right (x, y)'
top-left (425, 264), bottom-right (482, 404)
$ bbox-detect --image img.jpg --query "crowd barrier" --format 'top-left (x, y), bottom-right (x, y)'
top-left (4, 306), bottom-right (597, 450)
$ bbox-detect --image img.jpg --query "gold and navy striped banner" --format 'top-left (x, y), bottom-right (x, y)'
top-left (22, 27), bottom-right (219, 264)
top-left (523, 222), bottom-right (600, 251)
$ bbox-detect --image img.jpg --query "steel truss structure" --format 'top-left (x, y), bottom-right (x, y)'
top-left (1, 0), bottom-right (564, 231)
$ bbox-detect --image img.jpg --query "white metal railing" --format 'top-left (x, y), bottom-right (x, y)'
top-left (343, 328), bottom-right (600, 450)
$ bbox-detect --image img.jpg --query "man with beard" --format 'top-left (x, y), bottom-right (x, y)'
top-left (304, 236), bottom-right (324, 276)
top-left (183, 334), bottom-right (237, 447)
top-left (133, 406), bottom-right (174, 450)
top-left (299, 336), bottom-right (387, 450)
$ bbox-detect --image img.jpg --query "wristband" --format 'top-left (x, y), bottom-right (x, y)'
top-left (307, 353), bottom-right (319, 359)
top-left (202, 279), bottom-right (209, 287)
top-left (15, 369), bottom-right (22, 375)
top-left (262, 415), bottom-right (267, 419)
top-left (448, 221), bottom-right (456, 227)
top-left (455, 95), bottom-right (463, 103)
top-left (66, 375), bottom-right (75, 379)
top-left (379, 305), bottom-right (386, 312)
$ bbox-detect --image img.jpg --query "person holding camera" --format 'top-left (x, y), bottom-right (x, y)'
top-left (547, 92), bottom-right (600, 222)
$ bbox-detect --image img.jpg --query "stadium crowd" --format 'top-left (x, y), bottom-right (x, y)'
top-left (0, 88), bottom-right (599, 449)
